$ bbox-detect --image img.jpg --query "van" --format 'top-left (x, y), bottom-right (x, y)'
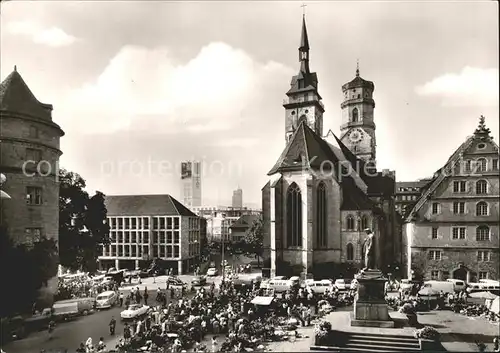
top-left (307, 280), bottom-right (334, 294)
top-left (96, 291), bottom-right (118, 309)
top-left (468, 282), bottom-right (500, 295)
top-left (261, 277), bottom-right (293, 293)
top-left (447, 279), bottom-right (467, 292)
top-left (420, 281), bottom-right (455, 294)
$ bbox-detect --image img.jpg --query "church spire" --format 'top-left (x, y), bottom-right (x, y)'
top-left (299, 15), bottom-right (310, 74)
top-left (356, 59), bottom-right (360, 77)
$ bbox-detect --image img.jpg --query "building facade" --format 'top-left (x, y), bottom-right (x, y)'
top-left (98, 194), bottom-right (201, 275)
top-left (404, 117), bottom-right (500, 281)
top-left (0, 67), bottom-right (65, 303)
top-left (232, 187), bottom-right (243, 208)
top-left (230, 214), bottom-right (260, 243)
top-left (395, 179), bottom-right (432, 217)
top-left (262, 16), bottom-right (398, 279)
top-left (181, 161), bottom-right (202, 207)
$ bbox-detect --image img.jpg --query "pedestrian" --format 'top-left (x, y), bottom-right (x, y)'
top-left (109, 316), bottom-right (116, 335)
top-left (76, 343), bottom-right (86, 353)
top-left (119, 292), bottom-right (124, 307)
top-left (144, 287), bottom-right (149, 305)
top-left (96, 337), bottom-right (106, 352)
top-left (47, 320), bottom-right (55, 340)
top-left (211, 336), bottom-right (218, 353)
top-left (493, 337), bottom-right (499, 352)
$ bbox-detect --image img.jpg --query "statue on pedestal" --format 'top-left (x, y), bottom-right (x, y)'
top-left (363, 228), bottom-right (376, 270)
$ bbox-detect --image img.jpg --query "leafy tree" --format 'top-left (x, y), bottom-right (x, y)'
top-left (58, 169), bottom-right (110, 273)
top-left (0, 226), bottom-right (58, 317)
top-left (241, 216), bottom-right (264, 266)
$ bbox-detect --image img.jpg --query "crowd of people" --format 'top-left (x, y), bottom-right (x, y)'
top-left (77, 277), bottom-right (356, 353)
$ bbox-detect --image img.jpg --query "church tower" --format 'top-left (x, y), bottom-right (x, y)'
top-left (283, 15), bottom-right (325, 144)
top-left (339, 64), bottom-right (377, 164)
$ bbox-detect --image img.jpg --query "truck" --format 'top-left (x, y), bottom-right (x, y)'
top-left (52, 298), bottom-right (95, 320)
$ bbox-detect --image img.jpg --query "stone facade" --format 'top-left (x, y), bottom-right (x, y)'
top-left (404, 117), bottom-right (500, 281)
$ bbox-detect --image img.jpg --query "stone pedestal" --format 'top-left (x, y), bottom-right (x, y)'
top-left (350, 269), bottom-right (394, 328)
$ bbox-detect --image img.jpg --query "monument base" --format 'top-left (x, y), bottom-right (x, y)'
top-left (350, 268), bottom-right (394, 328)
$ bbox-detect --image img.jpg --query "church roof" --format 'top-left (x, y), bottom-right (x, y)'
top-left (300, 15), bottom-right (309, 51)
top-left (405, 116), bottom-right (498, 222)
top-left (286, 72), bottom-right (319, 96)
top-left (267, 121), bottom-right (344, 177)
top-left (0, 67), bottom-right (54, 120)
top-left (342, 66), bottom-right (374, 91)
top-left (230, 214), bottom-right (260, 230)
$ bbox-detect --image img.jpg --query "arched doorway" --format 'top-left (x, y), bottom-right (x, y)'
top-left (453, 267), bottom-right (467, 281)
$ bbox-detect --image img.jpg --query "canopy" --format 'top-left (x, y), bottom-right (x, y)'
top-left (251, 296), bottom-right (274, 306)
top-left (468, 291), bottom-right (498, 300)
top-left (490, 297), bottom-right (499, 315)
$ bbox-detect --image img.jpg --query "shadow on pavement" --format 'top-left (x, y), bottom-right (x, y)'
top-left (440, 332), bottom-right (497, 343)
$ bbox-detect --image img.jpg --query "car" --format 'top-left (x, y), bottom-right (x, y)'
top-left (399, 279), bottom-right (414, 292)
top-left (95, 291), bottom-right (118, 309)
top-left (191, 275), bottom-right (207, 287)
top-left (167, 277), bottom-right (187, 289)
top-left (120, 304), bottom-right (150, 320)
top-left (334, 279), bottom-right (349, 291)
top-left (206, 268), bottom-right (218, 276)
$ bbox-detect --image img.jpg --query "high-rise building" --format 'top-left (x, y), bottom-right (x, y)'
top-left (232, 187), bottom-right (243, 208)
top-left (181, 161), bottom-right (201, 207)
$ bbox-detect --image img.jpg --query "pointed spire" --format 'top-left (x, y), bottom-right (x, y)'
top-left (474, 115), bottom-right (491, 140)
top-left (14, 65), bottom-right (17, 72)
top-left (300, 14), bottom-right (310, 51)
top-left (356, 59), bottom-right (360, 77)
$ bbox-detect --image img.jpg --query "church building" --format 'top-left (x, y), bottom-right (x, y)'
top-left (262, 16), bottom-right (399, 279)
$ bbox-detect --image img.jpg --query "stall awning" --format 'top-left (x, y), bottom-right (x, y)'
top-left (251, 296), bottom-right (274, 306)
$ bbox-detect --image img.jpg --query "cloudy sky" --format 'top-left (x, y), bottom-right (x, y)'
top-left (1, 1), bottom-right (498, 207)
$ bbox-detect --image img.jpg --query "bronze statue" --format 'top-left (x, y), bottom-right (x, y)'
top-left (363, 228), bottom-right (376, 269)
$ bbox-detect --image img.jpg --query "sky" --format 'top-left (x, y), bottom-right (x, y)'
top-left (1, 1), bottom-right (498, 208)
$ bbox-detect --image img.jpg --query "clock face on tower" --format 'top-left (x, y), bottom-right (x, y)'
top-left (348, 128), bottom-right (365, 144)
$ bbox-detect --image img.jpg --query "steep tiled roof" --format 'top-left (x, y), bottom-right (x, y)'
top-left (268, 121), bottom-right (343, 176)
top-left (340, 178), bottom-right (375, 210)
top-left (0, 68), bottom-right (53, 120)
top-left (342, 75), bottom-right (374, 90)
top-left (105, 194), bottom-right (197, 217)
top-left (230, 214), bottom-right (260, 230)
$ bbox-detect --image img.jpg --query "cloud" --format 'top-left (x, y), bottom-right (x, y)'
top-left (415, 67), bottom-right (499, 107)
top-left (61, 42), bottom-right (293, 134)
top-left (6, 20), bottom-right (77, 47)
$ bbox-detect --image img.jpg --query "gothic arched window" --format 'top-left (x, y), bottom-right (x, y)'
top-left (346, 215), bottom-right (355, 231)
top-left (352, 108), bottom-right (359, 122)
top-left (287, 183), bottom-right (302, 247)
top-left (316, 182), bottom-right (328, 248)
top-left (476, 201), bottom-right (488, 216)
top-left (476, 225), bottom-right (490, 241)
top-left (361, 215), bottom-right (369, 230)
top-left (476, 180), bottom-right (488, 194)
top-left (347, 243), bottom-right (354, 261)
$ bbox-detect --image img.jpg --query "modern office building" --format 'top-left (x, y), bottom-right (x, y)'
top-left (99, 194), bottom-right (202, 275)
top-left (395, 179), bottom-right (432, 217)
top-left (232, 187), bottom-right (243, 208)
top-left (181, 161), bottom-right (202, 207)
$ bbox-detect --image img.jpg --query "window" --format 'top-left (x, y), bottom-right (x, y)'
top-left (453, 202), bottom-right (465, 214)
top-left (464, 160), bottom-right (472, 172)
top-left (475, 158), bottom-right (487, 172)
top-left (453, 181), bottom-right (466, 193)
top-left (431, 202), bottom-right (440, 214)
top-left (431, 227), bottom-right (438, 239)
top-left (316, 182), bottom-right (328, 248)
top-left (428, 250), bottom-right (442, 260)
top-left (476, 180), bottom-right (487, 194)
top-left (493, 159), bottom-right (498, 171)
top-left (25, 228), bottom-right (42, 243)
top-left (477, 143), bottom-right (486, 149)
top-left (346, 215), bottom-right (355, 231)
top-left (29, 126), bottom-right (39, 138)
top-left (477, 251), bottom-right (490, 262)
top-left (26, 186), bottom-right (42, 205)
top-left (352, 108), bottom-right (359, 122)
top-left (452, 227), bottom-right (466, 240)
top-left (173, 246), bottom-right (180, 258)
top-left (431, 270), bottom-right (439, 280)
top-left (25, 148), bottom-right (42, 162)
top-left (478, 272), bottom-right (488, 280)
top-left (361, 216), bottom-right (369, 230)
top-left (346, 243), bottom-right (354, 261)
top-left (476, 201), bottom-right (488, 216)
top-left (476, 226), bottom-right (490, 241)
top-left (286, 183), bottom-right (303, 247)
top-left (442, 271), bottom-right (450, 280)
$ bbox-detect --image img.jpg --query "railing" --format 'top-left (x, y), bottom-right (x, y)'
top-left (283, 96), bottom-right (324, 110)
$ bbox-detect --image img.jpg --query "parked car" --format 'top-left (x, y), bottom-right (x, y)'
top-left (399, 279), bottom-right (414, 292)
top-left (96, 291), bottom-right (118, 309)
top-left (334, 279), bottom-right (350, 291)
top-left (191, 275), bottom-right (207, 287)
top-left (307, 279), bottom-right (335, 294)
top-left (206, 268), bottom-right (218, 276)
top-left (447, 279), bottom-right (467, 292)
top-left (121, 304), bottom-right (150, 320)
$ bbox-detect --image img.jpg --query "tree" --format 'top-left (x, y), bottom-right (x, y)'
top-left (242, 216), bottom-right (264, 266)
top-left (58, 169), bottom-right (110, 273)
top-left (0, 226), bottom-right (58, 317)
